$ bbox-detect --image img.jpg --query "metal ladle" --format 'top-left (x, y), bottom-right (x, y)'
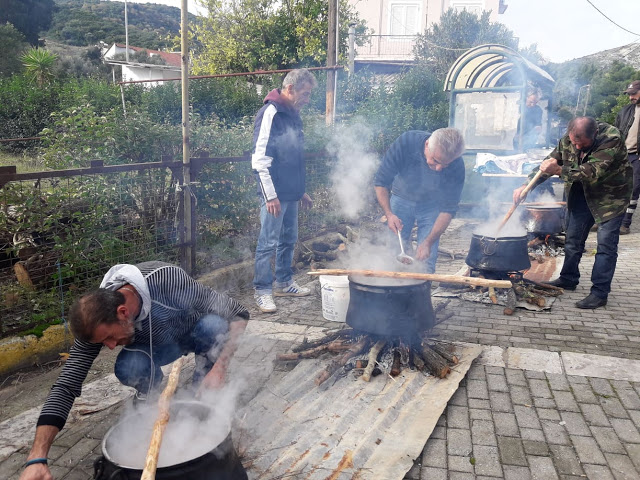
top-left (396, 230), bottom-right (414, 265)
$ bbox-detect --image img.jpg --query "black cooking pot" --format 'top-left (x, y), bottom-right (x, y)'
top-left (346, 275), bottom-right (434, 339)
top-left (94, 400), bottom-right (247, 480)
top-left (466, 233), bottom-right (531, 272)
top-left (525, 205), bottom-right (565, 234)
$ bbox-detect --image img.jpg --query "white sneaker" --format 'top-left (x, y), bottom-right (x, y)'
top-left (255, 293), bottom-right (277, 312)
top-left (273, 281), bottom-right (311, 297)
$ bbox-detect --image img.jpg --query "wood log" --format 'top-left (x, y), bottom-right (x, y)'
top-left (140, 358), bottom-right (183, 480)
top-left (362, 339), bottom-right (386, 382)
top-left (292, 330), bottom-right (345, 352)
top-left (411, 350), bottom-right (426, 371)
top-left (307, 269), bottom-right (512, 289)
top-left (419, 344), bottom-right (450, 379)
top-left (429, 343), bottom-right (459, 365)
top-left (13, 263), bottom-right (34, 289)
top-left (390, 350), bottom-right (402, 377)
top-left (276, 340), bottom-right (351, 361)
top-left (523, 278), bottom-right (564, 292)
top-left (315, 337), bottom-right (370, 386)
top-left (488, 286), bottom-right (498, 304)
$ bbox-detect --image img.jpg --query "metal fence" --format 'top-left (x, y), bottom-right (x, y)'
top-left (0, 152), bottom-right (363, 337)
top-left (354, 34), bottom-right (417, 61)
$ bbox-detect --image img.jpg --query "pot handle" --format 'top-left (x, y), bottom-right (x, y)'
top-left (480, 237), bottom-right (497, 256)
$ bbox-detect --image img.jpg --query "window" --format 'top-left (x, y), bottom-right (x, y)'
top-left (389, 2), bottom-right (421, 36)
top-left (449, 0), bottom-right (484, 15)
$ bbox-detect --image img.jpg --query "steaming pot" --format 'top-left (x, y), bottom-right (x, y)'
top-left (466, 234), bottom-right (531, 272)
top-left (93, 400), bottom-right (247, 480)
top-left (346, 275), bottom-right (434, 339)
top-left (525, 205), bottom-right (565, 234)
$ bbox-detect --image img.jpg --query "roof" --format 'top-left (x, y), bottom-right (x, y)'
top-left (112, 43), bottom-right (182, 68)
top-left (444, 44), bottom-right (554, 92)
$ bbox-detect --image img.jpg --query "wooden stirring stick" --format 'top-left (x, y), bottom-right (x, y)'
top-left (496, 170), bottom-right (544, 234)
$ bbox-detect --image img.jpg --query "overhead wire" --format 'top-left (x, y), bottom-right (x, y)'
top-left (585, 0), bottom-right (640, 37)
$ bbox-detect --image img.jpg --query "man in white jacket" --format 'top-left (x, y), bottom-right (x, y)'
top-left (19, 261), bottom-right (249, 480)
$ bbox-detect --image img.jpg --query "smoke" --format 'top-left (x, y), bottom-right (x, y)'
top-left (326, 122), bottom-right (379, 220)
top-left (341, 230), bottom-right (425, 274)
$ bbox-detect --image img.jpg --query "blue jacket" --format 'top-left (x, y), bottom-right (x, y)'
top-left (252, 89), bottom-right (306, 202)
top-left (374, 130), bottom-right (465, 215)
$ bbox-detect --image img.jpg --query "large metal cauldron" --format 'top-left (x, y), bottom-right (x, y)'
top-left (466, 234), bottom-right (531, 272)
top-left (94, 400), bottom-right (247, 480)
top-left (346, 275), bottom-right (434, 339)
top-left (525, 205), bottom-right (565, 234)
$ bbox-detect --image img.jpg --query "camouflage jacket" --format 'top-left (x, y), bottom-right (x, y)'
top-left (529, 122), bottom-right (632, 223)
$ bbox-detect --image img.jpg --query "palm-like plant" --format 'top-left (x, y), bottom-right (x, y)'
top-left (21, 48), bottom-right (58, 86)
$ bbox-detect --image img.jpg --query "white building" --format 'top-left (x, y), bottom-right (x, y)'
top-left (103, 43), bottom-right (182, 87)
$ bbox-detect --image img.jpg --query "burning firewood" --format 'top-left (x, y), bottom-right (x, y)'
top-left (362, 339), bottom-right (386, 382)
top-left (292, 330), bottom-right (351, 352)
top-left (276, 340), bottom-right (351, 361)
top-left (429, 343), bottom-right (459, 365)
top-left (390, 350), bottom-right (402, 377)
top-left (488, 286), bottom-right (498, 304)
top-left (411, 350), bottom-right (426, 371)
top-left (315, 337), bottom-right (370, 386)
top-left (419, 343), bottom-right (451, 379)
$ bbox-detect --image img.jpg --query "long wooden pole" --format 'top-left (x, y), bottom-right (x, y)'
top-left (497, 170), bottom-right (544, 233)
top-left (307, 269), bottom-right (512, 288)
top-left (140, 358), bottom-right (184, 480)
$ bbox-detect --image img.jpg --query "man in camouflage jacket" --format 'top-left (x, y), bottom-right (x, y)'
top-left (513, 117), bottom-right (632, 309)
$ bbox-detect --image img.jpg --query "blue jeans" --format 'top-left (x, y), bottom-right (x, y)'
top-left (114, 314), bottom-right (228, 393)
top-left (559, 184), bottom-right (624, 299)
top-left (253, 199), bottom-right (299, 294)
top-left (390, 194), bottom-right (440, 274)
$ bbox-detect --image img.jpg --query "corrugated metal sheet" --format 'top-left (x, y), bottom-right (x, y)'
top-left (240, 344), bottom-right (482, 479)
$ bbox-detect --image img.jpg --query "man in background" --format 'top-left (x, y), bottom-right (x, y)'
top-left (514, 88), bottom-right (544, 150)
top-left (374, 128), bottom-right (466, 274)
top-left (251, 69), bottom-right (317, 313)
top-left (513, 117), bottom-right (631, 309)
top-left (615, 80), bottom-right (640, 235)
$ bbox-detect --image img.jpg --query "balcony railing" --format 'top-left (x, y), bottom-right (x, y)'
top-left (354, 34), bottom-right (418, 61)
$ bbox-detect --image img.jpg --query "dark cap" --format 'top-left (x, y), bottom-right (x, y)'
top-left (624, 80), bottom-right (640, 95)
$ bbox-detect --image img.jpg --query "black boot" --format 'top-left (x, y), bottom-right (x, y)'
top-left (547, 278), bottom-right (577, 291)
top-left (575, 294), bottom-right (607, 309)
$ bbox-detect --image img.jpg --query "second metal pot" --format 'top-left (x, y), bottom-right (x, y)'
top-left (466, 233), bottom-right (531, 272)
top-left (524, 206), bottom-right (565, 234)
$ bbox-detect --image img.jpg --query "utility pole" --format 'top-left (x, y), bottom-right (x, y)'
top-left (326, 0), bottom-right (337, 125)
top-left (124, 0), bottom-right (129, 63)
top-left (348, 24), bottom-right (355, 76)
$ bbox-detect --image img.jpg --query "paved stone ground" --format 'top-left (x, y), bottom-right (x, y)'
top-left (2, 218), bottom-right (640, 479)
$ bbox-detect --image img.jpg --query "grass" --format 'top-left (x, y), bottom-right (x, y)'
top-left (0, 151), bottom-right (45, 173)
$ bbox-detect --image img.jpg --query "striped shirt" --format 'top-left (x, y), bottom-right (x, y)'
top-left (37, 262), bottom-right (249, 429)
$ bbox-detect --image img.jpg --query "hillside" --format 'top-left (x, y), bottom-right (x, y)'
top-left (46, 0), bottom-right (198, 50)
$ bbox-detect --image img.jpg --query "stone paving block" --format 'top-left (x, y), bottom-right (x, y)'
top-left (447, 406), bottom-right (470, 430)
top-left (431, 425), bottom-right (446, 439)
top-left (553, 391), bottom-right (580, 412)
top-left (538, 407), bottom-right (562, 421)
top-left (625, 443), bottom-right (640, 474)
top-left (503, 465), bottom-right (532, 480)
top-left (580, 403), bottom-right (611, 427)
top-left (48, 465), bottom-right (71, 479)
top-left (471, 419), bottom-right (497, 447)
top-left (436, 413), bottom-right (446, 427)
top-left (528, 455), bottom-right (559, 480)
top-left (448, 472), bottom-right (475, 480)
top-left (497, 436), bottom-right (527, 466)
top-left (560, 411), bottom-right (591, 436)
top-left (533, 396), bottom-right (557, 409)
top-left (630, 410), bottom-right (640, 431)
top-left (405, 459), bottom-right (421, 480)
top-left (521, 427), bottom-right (547, 442)
top-left (567, 375), bottom-right (589, 385)
top-left (450, 385), bottom-right (468, 407)
top-left (468, 398), bottom-right (491, 410)
top-left (62, 468), bottom-right (93, 479)
top-left (522, 439), bottom-right (550, 456)
top-left (420, 466), bottom-right (447, 480)
top-left (0, 453), bottom-right (23, 478)
top-left (510, 385), bottom-right (533, 406)
top-left (422, 438), bottom-right (446, 468)
top-left (549, 444), bottom-right (584, 476)
top-left (53, 437), bottom-right (100, 471)
top-left (525, 370), bottom-right (547, 380)
top-left (529, 379), bottom-right (553, 399)
top-left (604, 452), bottom-right (640, 479)
top-left (514, 405), bottom-right (541, 430)
top-left (466, 380), bottom-right (489, 400)
top-left (447, 428), bottom-right (473, 457)
top-left (570, 435), bottom-right (607, 465)
top-left (616, 388), bottom-right (640, 411)
top-left (487, 373), bottom-right (509, 393)
top-left (541, 419), bottom-right (571, 445)
top-left (489, 391), bottom-right (514, 413)
top-left (470, 408), bottom-right (492, 421)
top-left (610, 418), bottom-right (640, 443)
top-left (570, 384), bottom-right (599, 404)
top-left (448, 455), bottom-right (474, 473)
top-left (493, 412), bottom-right (519, 437)
top-left (600, 397), bottom-right (631, 419)
top-left (547, 374), bottom-right (571, 391)
top-left (582, 464), bottom-right (615, 480)
top-left (472, 445), bottom-right (502, 477)
top-left (485, 366), bottom-right (505, 375)
top-left (589, 378), bottom-right (616, 397)
top-left (505, 368), bottom-right (528, 387)
top-left (590, 426), bottom-right (627, 454)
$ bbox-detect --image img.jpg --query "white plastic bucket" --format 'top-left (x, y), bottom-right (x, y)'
top-left (319, 275), bottom-right (350, 323)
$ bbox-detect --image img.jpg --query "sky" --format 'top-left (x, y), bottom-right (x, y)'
top-left (499, 0), bottom-right (640, 63)
top-left (113, 0), bottom-right (640, 64)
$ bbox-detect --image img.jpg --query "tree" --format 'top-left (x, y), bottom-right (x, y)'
top-left (0, 0), bottom-right (55, 45)
top-left (21, 48), bottom-right (58, 86)
top-left (413, 9), bottom-right (522, 79)
top-left (193, 0), bottom-right (368, 73)
top-left (0, 22), bottom-right (28, 77)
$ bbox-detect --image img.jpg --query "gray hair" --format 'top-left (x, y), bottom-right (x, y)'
top-left (282, 69), bottom-right (318, 91)
top-left (429, 128), bottom-right (465, 160)
top-left (568, 116), bottom-right (598, 139)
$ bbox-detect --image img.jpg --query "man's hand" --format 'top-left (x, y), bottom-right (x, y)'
top-left (415, 241), bottom-right (431, 261)
top-left (540, 158), bottom-right (562, 176)
top-left (198, 364), bottom-right (226, 393)
top-left (300, 193), bottom-right (313, 210)
top-left (513, 185), bottom-right (527, 204)
top-left (266, 198), bottom-right (281, 217)
top-left (19, 463), bottom-right (53, 480)
top-left (386, 213), bottom-right (403, 234)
